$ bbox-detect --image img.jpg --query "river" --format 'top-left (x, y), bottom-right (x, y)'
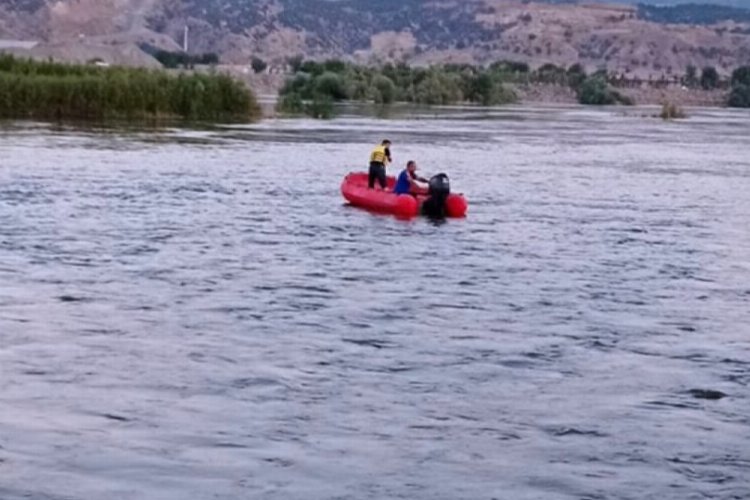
top-left (1, 105), bottom-right (749, 500)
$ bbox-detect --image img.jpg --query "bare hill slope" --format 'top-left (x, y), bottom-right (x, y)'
top-left (1, 0), bottom-right (749, 76)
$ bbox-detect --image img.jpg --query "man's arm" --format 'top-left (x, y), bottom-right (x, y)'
top-left (408, 176), bottom-right (427, 189)
top-left (410, 171), bottom-right (428, 183)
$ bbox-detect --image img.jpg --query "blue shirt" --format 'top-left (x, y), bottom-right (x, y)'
top-left (393, 170), bottom-right (411, 195)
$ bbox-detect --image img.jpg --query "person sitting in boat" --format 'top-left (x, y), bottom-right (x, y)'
top-left (393, 160), bottom-right (428, 195)
top-left (368, 139), bottom-right (392, 190)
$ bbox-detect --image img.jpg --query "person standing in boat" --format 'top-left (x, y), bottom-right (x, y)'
top-left (368, 139), bottom-right (392, 190)
top-left (393, 160), bottom-right (428, 195)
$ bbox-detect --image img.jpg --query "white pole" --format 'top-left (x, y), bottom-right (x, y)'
top-left (183, 26), bottom-right (189, 53)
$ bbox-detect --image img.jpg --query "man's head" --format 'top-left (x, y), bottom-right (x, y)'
top-left (382, 139), bottom-right (391, 146)
top-left (407, 160), bottom-right (417, 173)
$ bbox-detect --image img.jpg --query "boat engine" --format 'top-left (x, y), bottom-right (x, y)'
top-left (422, 173), bottom-right (451, 218)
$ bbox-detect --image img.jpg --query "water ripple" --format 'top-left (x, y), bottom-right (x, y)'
top-left (1, 109), bottom-right (749, 500)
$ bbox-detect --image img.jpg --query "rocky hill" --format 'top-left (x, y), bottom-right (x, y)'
top-left (1, 0), bottom-right (749, 77)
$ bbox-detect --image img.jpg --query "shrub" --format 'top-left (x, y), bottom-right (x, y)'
top-left (314, 71), bottom-right (349, 100)
top-left (700, 66), bottom-right (719, 89)
top-left (567, 63), bottom-right (587, 90)
top-left (151, 50), bottom-right (219, 69)
top-left (660, 101), bottom-right (687, 120)
top-left (323, 59), bottom-right (347, 73)
top-left (276, 92), bottom-right (334, 119)
top-left (578, 76), bottom-right (616, 105)
top-left (412, 71), bottom-right (463, 105)
top-left (466, 73), bottom-right (517, 105)
top-left (731, 66), bottom-right (750, 86)
top-left (726, 67), bottom-right (750, 107)
top-left (615, 92), bottom-right (634, 105)
top-left (251, 57), bottom-right (268, 74)
top-left (371, 74), bottom-right (397, 104)
top-left (299, 60), bottom-right (324, 76)
top-left (305, 95), bottom-right (334, 119)
top-left (276, 91), bottom-right (305, 114)
top-left (489, 60), bottom-right (529, 75)
top-left (728, 83), bottom-right (750, 108)
top-left (683, 64), bottom-right (698, 88)
top-left (577, 75), bottom-right (633, 105)
top-left (281, 73), bottom-right (312, 98)
top-left (287, 55), bottom-right (304, 73)
top-left (535, 63), bottom-right (567, 84)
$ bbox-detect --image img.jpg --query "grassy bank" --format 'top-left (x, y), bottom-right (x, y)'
top-left (0, 55), bottom-right (261, 122)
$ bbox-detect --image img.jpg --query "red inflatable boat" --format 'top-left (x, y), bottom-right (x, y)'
top-left (341, 172), bottom-right (468, 218)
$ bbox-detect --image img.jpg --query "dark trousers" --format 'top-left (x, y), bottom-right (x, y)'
top-left (368, 162), bottom-right (387, 189)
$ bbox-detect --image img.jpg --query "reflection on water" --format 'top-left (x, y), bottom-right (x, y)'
top-left (1, 106), bottom-right (749, 500)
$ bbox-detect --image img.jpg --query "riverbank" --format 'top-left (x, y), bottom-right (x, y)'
top-left (254, 84), bottom-right (730, 119)
top-left (149, 62), bottom-right (748, 109)
top-left (265, 60), bottom-right (739, 116)
top-left (237, 60), bottom-right (748, 113)
top-left (0, 56), bottom-right (735, 124)
top-left (514, 82), bottom-right (727, 107)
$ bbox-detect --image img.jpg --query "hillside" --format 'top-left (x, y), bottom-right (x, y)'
top-left (1, 0), bottom-right (749, 78)
top-left (637, 3), bottom-right (750, 25)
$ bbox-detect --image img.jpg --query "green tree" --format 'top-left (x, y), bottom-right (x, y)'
top-left (277, 92), bottom-right (305, 114)
top-left (577, 75), bottom-right (632, 105)
top-left (465, 73), bottom-right (516, 106)
top-left (684, 65), bottom-right (698, 87)
top-left (300, 61), bottom-right (324, 76)
top-left (567, 63), bottom-right (587, 90)
top-left (469, 73), bottom-right (495, 105)
top-left (251, 57), bottom-right (268, 74)
top-left (731, 66), bottom-right (750, 86)
top-left (305, 95), bottom-right (334, 119)
top-left (728, 84), bottom-right (750, 108)
top-left (323, 59), bottom-right (347, 73)
top-left (412, 71), bottom-right (462, 105)
top-left (728, 66), bottom-right (750, 108)
top-left (371, 74), bottom-right (397, 104)
top-left (314, 71), bottom-right (348, 100)
top-left (281, 73), bottom-right (312, 99)
top-left (200, 53), bottom-right (220, 65)
top-left (287, 55), bottom-right (304, 73)
top-left (535, 63), bottom-right (567, 85)
top-left (700, 66), bottom-right (719, 89)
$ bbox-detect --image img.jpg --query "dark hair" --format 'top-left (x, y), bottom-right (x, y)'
top-left (407, 160), bottom-right (416, 168)
top-left (382, 139), bottom-right (391, 145)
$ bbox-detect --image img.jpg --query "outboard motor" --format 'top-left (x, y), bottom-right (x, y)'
top-left (422, 173), bottom-right (451, 218)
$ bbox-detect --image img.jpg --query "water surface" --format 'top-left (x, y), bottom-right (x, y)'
top-left (1, 106), bottom-right (749, 500)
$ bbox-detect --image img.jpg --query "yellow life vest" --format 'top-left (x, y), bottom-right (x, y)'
top-left (370, 145), bottom-right (389, 165)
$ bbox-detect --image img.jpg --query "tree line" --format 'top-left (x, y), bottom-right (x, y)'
top-left (277, 60), bottom-right (519, 118)
top-left (277, 59), bottom-right (750, 117)
top-left (154, 51), bottom-right (220, 69)
top-left (276, 59), bottom-right (636, 117)
top-left (0, 55), bottom-right (261, 122)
